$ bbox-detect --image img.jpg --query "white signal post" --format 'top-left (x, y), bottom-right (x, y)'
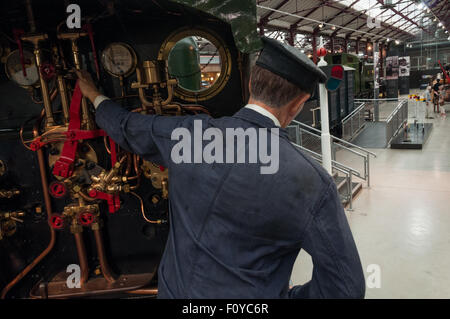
top-left (317, 37), bottom-right (332, 175)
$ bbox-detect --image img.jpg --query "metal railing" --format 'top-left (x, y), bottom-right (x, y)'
top-left (287, 120), bottom-right (377, 187)
top-left (341, 102), bottom-right (367, 141)
top-left (385, 99), bottom-right (409, 146)
top-left (355, 98), bottom-right (406, 121)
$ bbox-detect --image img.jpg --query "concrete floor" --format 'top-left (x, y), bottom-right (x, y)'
top-left (290, 96), bottom-right (450, 298)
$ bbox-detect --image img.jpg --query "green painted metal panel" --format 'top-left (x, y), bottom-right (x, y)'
top-left (171, 0), bottom-right (262, 53)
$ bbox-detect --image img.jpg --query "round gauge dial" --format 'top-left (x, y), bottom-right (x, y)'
top-left (101, 42), bottom-right (137, 77)
top-left (5, 50), bottom-right (39, 87)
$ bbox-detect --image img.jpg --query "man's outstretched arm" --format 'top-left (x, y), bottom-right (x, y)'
top-left (75, 70), bottom-right (182, 166)
top-left (289, 182), bottom-right (366, 299)
top-left (75, 69), bottom-right (163, 163)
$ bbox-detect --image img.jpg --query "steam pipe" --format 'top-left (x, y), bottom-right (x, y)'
top-left (92, 224), bottom-right (117, 283)
top-left (1, 111), bottom-right (56, 299)
top-left (56, 75), bottom-right (70, 124)
top-left (73, 231), bottom-right (89, 285)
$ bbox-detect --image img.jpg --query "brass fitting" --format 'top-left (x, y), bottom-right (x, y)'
top-left (131, 60), bottom-right (178, 115)
top-left (0, 211), bottom-right (25, 223)
top-left (89, 160), bottom-right (129, 195)
top-left (0, 189), bottom-right (21, 199)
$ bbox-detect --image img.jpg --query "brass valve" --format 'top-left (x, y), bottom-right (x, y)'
top-left (142, 161), bottom-right (168, 199)
top-left (60, 203), bottom-right (100, 232)
top-left (0, 211), bottom-right (25, 240)
top-left (131, 60), bottom-right (179, 115)
top-left (89, 160), bottom-right (130, 194)
top-left (0, 189), bottom-right (21, 199)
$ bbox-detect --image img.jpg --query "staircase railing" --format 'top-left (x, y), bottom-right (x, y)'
top-left (385, 99), bottom-right (408, 146)
top-left (288, 120), bottom-right (377, 187)
top-left (341, 102), bottom-right (367, 140)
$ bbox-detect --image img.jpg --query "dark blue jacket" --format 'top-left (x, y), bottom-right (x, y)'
top-left (95, 100), bottom-right (365, 299)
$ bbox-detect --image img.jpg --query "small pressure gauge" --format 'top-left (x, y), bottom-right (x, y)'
top-left (5, 50), bottom-right (40, 87)
top-left (101, 42), bottom-right (137, 77)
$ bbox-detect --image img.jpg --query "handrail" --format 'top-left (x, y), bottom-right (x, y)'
top-left (386, 99), bottom-right (408, 123)
top-left (341, 102), bottom-right (366, 124)
top-left (385, 99), bottom-right (408, 146)
top-left (291, 142), bottom-right (360, 176)
top-left (291, 120), bottom-right (377, 158)
top-left (289, 120), bottom-right (375, 187)
top-left (354, 98), bottom-right (407, 102)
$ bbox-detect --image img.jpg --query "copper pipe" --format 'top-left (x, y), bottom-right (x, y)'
top-left (130, 191), bottom-right (161, 224)
top-left (1, 111), bottom-right (56, 299)
top-left (56, 75), bottom-right (70, 123)
top-left (180, 105), bottom-right (211, 115)
top-left (133, 155), bottom-right (141, 177)
top-left (103, 135), bottom-right (111, 154)
top-left (25, 0), bottom-right (36, 33)
top-left (126, 288), bottom-right (158, 295)
top-left (135, 68), bottom-right (154, 113)
top-left (73, 232), bottom-right (89, 285)
top-left (125, 153), bottom-right (132, 176)
top-left (129, 177), bottom-right (140, 190)
top-left (58, 32), bottom-right (92, 130)
top-left (20, 34), bottom-right (54, 126)
top-left (78, 190), bottom-right (96, 202)
top-left (92, 226), bottom-right (117, 283)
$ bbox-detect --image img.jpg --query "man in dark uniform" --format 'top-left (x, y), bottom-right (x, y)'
top-left (433, 79), bottom-right (441, 113)
top-left (76, 37), bottom-right (365, 298)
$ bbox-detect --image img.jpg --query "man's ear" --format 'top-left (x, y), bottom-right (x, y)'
top-left (288, 93), bottom-right (310, 117)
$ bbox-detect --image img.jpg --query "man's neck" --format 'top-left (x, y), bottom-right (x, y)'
top-left (247, 98), bottom-right (285, 127)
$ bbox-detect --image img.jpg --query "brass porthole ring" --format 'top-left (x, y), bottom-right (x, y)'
top-left (158, 27), bottom-right (232, 102)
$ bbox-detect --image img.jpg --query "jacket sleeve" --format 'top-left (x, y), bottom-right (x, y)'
top-left (289, 182), bottom-right (366, 299)
top-left (95, 99), bottom-right (187, 166)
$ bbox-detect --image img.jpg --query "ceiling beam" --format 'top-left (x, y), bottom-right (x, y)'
top-left (289, 1), bottom-right (329, 28)
top-left (322, 0), bottom-right (361, 24)
top-left (259, 0), bottom-right (291, 26)
top-left (376, 0), bottom-right (432, 35)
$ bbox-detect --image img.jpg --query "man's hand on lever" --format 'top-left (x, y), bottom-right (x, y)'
top-left (75, 69), bottom-right (102, 104)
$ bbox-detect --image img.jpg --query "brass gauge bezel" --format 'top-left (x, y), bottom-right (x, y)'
top-left (158, 27), bottom-right (232, 102)
top-left (5, 49), bottom-right (40, 88)
top-left (101, 42), bottom-right (137, 78)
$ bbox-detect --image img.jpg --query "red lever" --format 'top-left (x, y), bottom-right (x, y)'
top-left (88, 189), bottom-right (120, 213)
top-left (53, 82), bottom-right (83, 178)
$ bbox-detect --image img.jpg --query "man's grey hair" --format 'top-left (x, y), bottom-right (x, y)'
top-left (249, 65), bottom-right (308, 108)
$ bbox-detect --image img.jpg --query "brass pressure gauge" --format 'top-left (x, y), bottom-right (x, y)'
top-left (101, 42), bottom-right (137, 77)
top-left (5, 50), bottom-right (40, 87)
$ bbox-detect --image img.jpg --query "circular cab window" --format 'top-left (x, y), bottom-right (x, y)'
top-left (158, 28), bottom-right (232, 102)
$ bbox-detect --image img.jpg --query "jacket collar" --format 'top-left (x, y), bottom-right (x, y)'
top-left (232, 107), bottom-right (290, 140)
